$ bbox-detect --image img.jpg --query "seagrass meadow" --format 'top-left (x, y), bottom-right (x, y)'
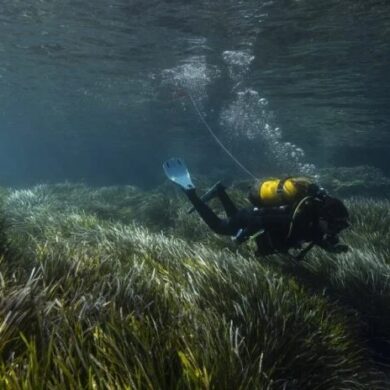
top-left (0, 183), bottom-right (388, 389)
top-left (1, 0), bottom-right (390, 387)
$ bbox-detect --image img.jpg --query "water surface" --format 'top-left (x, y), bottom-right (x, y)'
top-left (0, 0), bottom-right (389, 186)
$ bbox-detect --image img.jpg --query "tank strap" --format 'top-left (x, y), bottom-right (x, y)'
top-left (289, 242), bottom-right (315, 261)
top-left (276, 177), bottom-right (292, 200)
top-left (286, 196), bottom-right (313, 241)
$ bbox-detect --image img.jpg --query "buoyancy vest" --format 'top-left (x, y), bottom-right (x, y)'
top-left (249, 177), bottom-right (320, 208)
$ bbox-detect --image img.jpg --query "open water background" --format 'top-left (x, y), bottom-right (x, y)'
top-left (0, 0), bottom-right (389, 187)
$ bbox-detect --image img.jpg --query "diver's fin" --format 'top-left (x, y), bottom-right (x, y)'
top-left (163, 158), bottom-right (195, 191)
top-left (187, 181), bottom-right (222, 214)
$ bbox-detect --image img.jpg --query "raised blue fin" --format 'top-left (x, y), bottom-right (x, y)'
top-left (163, 158), bottom-right (195, 191)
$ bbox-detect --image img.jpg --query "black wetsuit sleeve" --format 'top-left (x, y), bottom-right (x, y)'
top-left (233, 207), bottom-right (292, 243)
top-left (256, 206), bottom-right (292, 228)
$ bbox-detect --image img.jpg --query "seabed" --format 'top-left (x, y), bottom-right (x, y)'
top-left (0, 182), bottom-right (389, 388)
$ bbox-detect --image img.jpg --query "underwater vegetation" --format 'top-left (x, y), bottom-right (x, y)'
top-left (0, 183), bottom-right (389, 388)
top-left (318, 166), bottom-right (390, 199)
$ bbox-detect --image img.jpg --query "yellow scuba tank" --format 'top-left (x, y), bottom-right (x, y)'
top-left (250, 177), bottom-right (318, 207)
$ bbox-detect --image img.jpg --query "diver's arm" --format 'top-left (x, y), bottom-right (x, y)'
top-left (232, 206), bottom-right (291, 244)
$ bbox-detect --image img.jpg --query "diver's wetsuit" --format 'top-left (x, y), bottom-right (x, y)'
top-left (186, 188), bottom-right (292, 240)
top-left (185, 187), bottom-right (346, 257)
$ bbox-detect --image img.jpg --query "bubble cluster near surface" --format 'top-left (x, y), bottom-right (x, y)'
top-left (161, 56), bottom-right (220, 112)
top-left (160, 50), bottom-right (317, 177)
top-left (222, 50), bottom-right (255, 82)
top-left (220, 88), bottom-right (317, 176)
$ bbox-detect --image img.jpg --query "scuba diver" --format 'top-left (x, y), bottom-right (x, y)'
top-left (163, 158), bottom-right (350, 260)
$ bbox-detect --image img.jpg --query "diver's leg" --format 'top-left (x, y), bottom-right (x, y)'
top-left (215, 184), bottom-right (238, 218)
top-left (185, 189), bottom-right (236, 235)
top-left (163, 158), bottom-right (238, 235)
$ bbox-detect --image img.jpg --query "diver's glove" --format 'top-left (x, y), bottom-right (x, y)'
top-left (232, 228), bottom-right (250, 244)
